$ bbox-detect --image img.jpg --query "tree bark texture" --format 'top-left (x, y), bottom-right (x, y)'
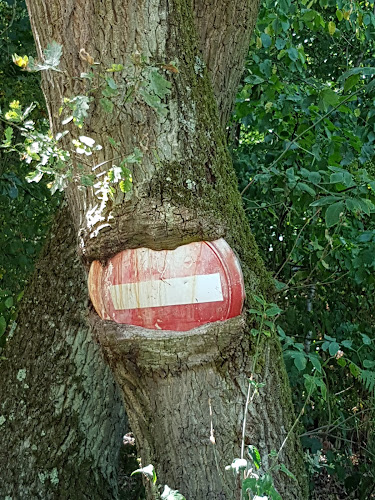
top-left (19, 1), bottom-right (308, 498)
top-left (0, 206), bottom-right (128, 500)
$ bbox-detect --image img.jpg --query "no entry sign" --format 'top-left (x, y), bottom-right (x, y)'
top-left (88, 239), bottom-right (245, 331)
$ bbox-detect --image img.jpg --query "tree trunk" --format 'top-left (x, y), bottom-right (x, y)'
top-left (2, 0), bottom-right (309, 498)
top-left (0, 206), bottom-right (128, 499)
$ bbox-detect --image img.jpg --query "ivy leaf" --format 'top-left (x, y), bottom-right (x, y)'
top-left (100, 98), bottom-right (114, 114)
top-left (106, 77), bottom-right (117, 90)
top-left (148, 70), bottom-right (171, 98)
top-left (325, 201), bottom-right (345, 227)
top-left (140, 89), bottom-right (168, 116)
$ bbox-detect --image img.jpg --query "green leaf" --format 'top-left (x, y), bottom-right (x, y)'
top-left (287, 48), bottom-right (299, 62)
top-left (248, 445), bottom-right (261, 469)
top-left (321, 88), bottom-right (339, 106)
top-left (248, 308), bottom-right (262, 315)
top-left (0, 316), bottom-right (6, 337)
top-left (339, 67), bottom-right (375, 82)
top-left (310, 196), bottom-right (342, 207)
top-left (328, 341), bottom-right (340, 356)
top-left (43, 41), bottom-right (63, 68)
top-left (308, 355), bottom-right (322, 373)
top-left (5, 297), bottom-right (13, 308)
top-left (336, 9), bottom-right (343, 21)
top-left (254, 295), bottom-right (266, 306)
top-left (265, 305), bottom-right (282, 317)
top-left (330, 172), bottom-right (344, 184)
top-left (242, 477), bottom-right (258, 494)
top-left (360, 333), bottom-right (372, 345)
top-left (28, 41), bottom-right (63, 71)
top-left (360, 370), bottom-right (375, 394)
top-left (102, 86), bottom-right (118, 98)
top-left (100, 98), bottom-right (114, 114)
top-left (244, 74), bottom-right (265, 85)
top-left (344, 74), bottom-right (360, 93)
top-left (107, 63), bottom-right (124, 72)
top-left (123, 148), bottom-right (143, 164)
top-left (275, 38), bottom-right (286, 50)
top-left (325, 201), bottom-right (345, 227)
top-left (260, 33), bottom-right (272, 48)
top-left (4, 127), bottom-right (13, 143)
top-left (80, 175), bottom-right (95, 187)
top-left (349, 362), bottom-right (361, 378)
top-left (302, 10), bottom-right (316, 22)
top-left (80, 72), bottom-right (94, 80)
top-left (298, 182), bottom-right (316, 196)
top-left (108, 137), bottom-right (120, 149)
top-left (148, 69), bottom-right (172, 98)
top-left (119, 179), bottom-right (132, 193)
top-left (68, 95), bottom-right (91, 127)
top-left (140, 89), bottom-right (168, 116)
top-left (280, 463), bottom-right (297, 481)
top-left (274, 279), bottom-right (287, 290)
top-left (293, 352), bottom-right (307, 371)
top-left (106, 77), bottom-right (117, 90)
top-left (328, 21), bottom-right (336, 35)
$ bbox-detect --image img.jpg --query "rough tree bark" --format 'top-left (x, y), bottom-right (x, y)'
top-left (0, 205), bottom-right (128, 499)
top-left (0, 1), bottom-right (308, 499)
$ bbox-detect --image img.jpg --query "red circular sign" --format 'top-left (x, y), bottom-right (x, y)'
top-left (88, 238), bottom-right (245, 331)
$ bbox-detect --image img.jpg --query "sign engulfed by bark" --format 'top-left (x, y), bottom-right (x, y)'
top-left (88, 239), bottom-right (245, 331)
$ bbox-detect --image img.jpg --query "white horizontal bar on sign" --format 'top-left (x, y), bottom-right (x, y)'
top-left (110, 273), bottom-right (223, 310)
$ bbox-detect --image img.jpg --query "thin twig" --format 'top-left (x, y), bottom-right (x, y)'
top-left (274, 209), bottom-right (321, 279)
top-left (241, 86), bottom-right (366, 197)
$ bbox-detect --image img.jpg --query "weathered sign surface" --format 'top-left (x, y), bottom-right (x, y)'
top-left (88, 239), bottom-right (245, 331)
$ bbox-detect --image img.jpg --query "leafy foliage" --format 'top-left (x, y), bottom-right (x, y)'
top-left (232, 0), bottom-right (375, 495)
top-left (0, 0), bottom-right (59, 349)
